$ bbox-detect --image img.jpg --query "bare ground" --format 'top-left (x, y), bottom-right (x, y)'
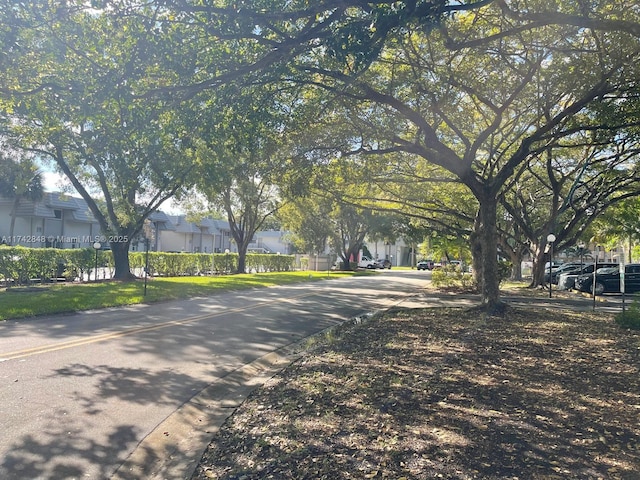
top-left (192, 301), bottom-right (640, 479)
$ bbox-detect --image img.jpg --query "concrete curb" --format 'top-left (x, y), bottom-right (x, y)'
top-left (110, 310), bottom-right (387, 480)
top-left (111, 289), bottom-right (616, 480)
top-left (111, 346), bottom-right (302, 480)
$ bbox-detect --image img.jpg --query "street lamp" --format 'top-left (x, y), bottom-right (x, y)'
top-left (142, 220), bottom-right (156, 296)
top-left (577, 241), bottom-right (585, 271)
top-left (593, 245), bottom-right (599, 311)
top-left (546, 234), bottom-right (556, 298)
top-left (225, 248), bottom-right (230, 274)
top-left (92, 242), bottom-right (101, 282)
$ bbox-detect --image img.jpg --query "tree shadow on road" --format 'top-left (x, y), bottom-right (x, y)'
top-left (2, 423), bottom-right (139, 479)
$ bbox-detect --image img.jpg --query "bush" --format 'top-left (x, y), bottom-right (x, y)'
top-left (0, 247), bottom-right (297, 283)
top-left (497, 261), bottom-right (512, 284)
top-left (0, 246), bottom-right (64, 285)
top-left (431, 265), bottom-right (475, 290)
top-left (615, 299), bottom-right (640, 330)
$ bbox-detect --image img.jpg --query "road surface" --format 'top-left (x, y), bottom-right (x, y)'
top-left (0, 271), bottom-right (429, 479)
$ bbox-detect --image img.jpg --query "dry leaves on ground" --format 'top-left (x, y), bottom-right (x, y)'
top-left (193, 305), bottom-right (640, 480)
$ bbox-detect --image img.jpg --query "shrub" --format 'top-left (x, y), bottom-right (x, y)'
top-left (431, 265), bottom-right (476, 290)
top-left (0, 247), bottom-right (296, 282)
top-left (615, 299), bottom-right (640, 330)
top-left (61, 248), bottom-right (97, 280)
top-left (497, 261), bottom-right (513, 284)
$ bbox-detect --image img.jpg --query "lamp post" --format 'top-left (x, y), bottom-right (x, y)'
top-left (593, 245), bottom-right (599, 311)
top-left (225, 248), bottom-right (230, 274)
top-left (546, 234), bottom-right (556, 298)
top-left (92, 242), bottom-right (101, 282)
top-left (144, 237), bottom-right (150, 296)
top-left (577, 241), bottom-right (585, 271)
top-left (142, 220), bottom-right (155, 296)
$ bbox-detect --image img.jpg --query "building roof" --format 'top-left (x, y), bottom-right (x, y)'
top-left (10, 192), bottom-right (96, 223)
top-left (148, 210), bottom-right (176, 231)
top-left (2, 191), bottom-right (232, 234)
top-left (168, 215), bottom-right (202, 234)
top-left (198, 218), bottom-right (231, 234)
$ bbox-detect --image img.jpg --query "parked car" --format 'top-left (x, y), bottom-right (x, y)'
top-left (357, 256), bottom-right (379, 269)
top-left (575, 263), bottom-right (640, 295)
top-left (544, 262), bottom-right (585, 284)
top-left (556, 263), bottom-right (615, 290)
top-left (417, 260), bottom-right (435, 270)
top-left (448, 260), bottom-right (465, 271)
top-left (376, 259), bottom-right (392, 269)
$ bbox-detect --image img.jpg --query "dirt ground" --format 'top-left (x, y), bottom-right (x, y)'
top-left (192, 300), bottom-right (640, 479)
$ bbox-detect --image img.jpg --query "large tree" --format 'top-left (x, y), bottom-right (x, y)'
top-left (191, 84), bottom-right (289, 274)
top-left (501, 135), bottom-right (640, 286)
top-left (267, 2), bottom-right (640, 310)
top-left (0, 2), bottom-right (197, 278)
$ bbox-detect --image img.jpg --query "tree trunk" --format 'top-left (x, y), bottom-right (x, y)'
top-left (8, 197), bottom-right (19, 246)
top-left (477, 196), bottom-right (502, 310)
top-left (111, 240), bottom-right (135, 280)
top-left (505, 247), bottom-right (526, 281)
top-left (236, 244), bottom-right (247, 274)
top-left (470, 228), bottom-right (483, 291)
top-left (510, 257), bottom-right (523, 281)
top-left (529, 243), bottom-right (547, 288)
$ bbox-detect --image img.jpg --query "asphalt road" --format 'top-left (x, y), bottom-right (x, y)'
top-left (0, 271), bottom-right (429, 480)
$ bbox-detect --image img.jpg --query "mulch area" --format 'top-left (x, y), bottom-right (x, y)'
top-left (192, 303), bottom-right (640, 479)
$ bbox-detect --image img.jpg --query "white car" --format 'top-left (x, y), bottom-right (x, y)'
top-left (357, 256), bottom-right (379, 269)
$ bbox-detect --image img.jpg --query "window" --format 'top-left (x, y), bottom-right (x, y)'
top-left (54, 209), bottom-right (62, 219)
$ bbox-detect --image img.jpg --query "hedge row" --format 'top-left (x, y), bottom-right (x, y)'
top-left (0, 246), bottom-right (295, 285)
top-left (131, 252), bottom-right (295, 276)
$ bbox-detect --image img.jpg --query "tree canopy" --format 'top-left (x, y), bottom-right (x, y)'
top-left (0, 1), bottom-right (198, 277)
top-left (2, 0), bottom-right (640, 301)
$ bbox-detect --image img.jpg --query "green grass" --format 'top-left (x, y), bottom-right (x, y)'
top-left (0, 271), bottom-right (359, 321)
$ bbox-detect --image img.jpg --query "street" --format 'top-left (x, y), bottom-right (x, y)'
top-left (0, 272), bottom-right (428, 479)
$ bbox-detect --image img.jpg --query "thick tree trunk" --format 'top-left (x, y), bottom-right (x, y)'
top-left (530, 243), bottom-right (547, 287)
top-left (477, 197), bottom-right (502, 309)
top-left (510, 258), bottom-right (523, 281)
top-left (111, 241), bottom-right (135, 280)
top-left (505, 247), bottom-right (526, 281)
top-left (236, 244), bottom-right (247, 274)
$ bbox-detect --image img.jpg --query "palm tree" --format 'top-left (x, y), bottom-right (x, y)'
top-left (0, 154), bottom-right (45, 245)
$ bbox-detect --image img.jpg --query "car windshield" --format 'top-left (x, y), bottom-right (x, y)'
top-left (556, 263), bottom-right (582, 272)
top-left (596, 267), bottom-right (618, 275)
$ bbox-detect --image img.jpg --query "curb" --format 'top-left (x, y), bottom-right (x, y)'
top-left (110, 310), bottom-right (386, 480)
top-left (111, 346), bottom-right (302, 480)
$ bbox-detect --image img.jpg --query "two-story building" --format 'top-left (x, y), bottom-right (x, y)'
top-left (0, 193), bottom-right (237, 253)
top-left (1, 192), bottom-right (411, 266)
top-left (0, 192), bottom-right (100, 248)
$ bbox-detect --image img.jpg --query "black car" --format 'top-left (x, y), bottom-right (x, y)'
top-left (544, 262), bottom-right (585, 284)
top-left (548, 262), bottom-right (616, 285)
top-left (575, 263), bottom-right (640, 295)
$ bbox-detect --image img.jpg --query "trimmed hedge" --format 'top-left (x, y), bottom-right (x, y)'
top-left (0, 246), bottom-right (109, 285)
top-left (0, 246), bottom-right (295, 285)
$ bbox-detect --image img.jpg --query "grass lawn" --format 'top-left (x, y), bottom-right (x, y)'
top-left (193, 305), bottom-right (640, 479)
top-left (0, 271), bottom-right (357, 321)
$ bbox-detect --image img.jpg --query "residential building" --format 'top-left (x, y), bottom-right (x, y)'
top-left (0, 192), bottom-right (100, 248)
top-left (0, 192), bottom-right (410, 266)
top-left (158, 215), bottom-right (234, 253)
